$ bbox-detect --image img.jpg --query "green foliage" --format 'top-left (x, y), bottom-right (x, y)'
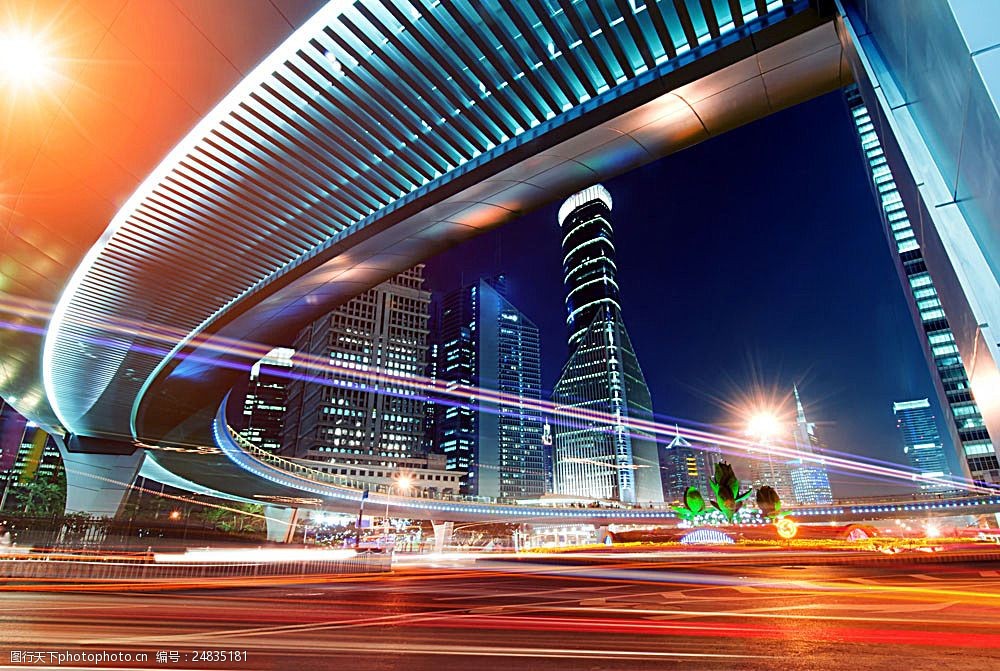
top-left (673, 487), bottom-right (707, 522)
top-left (708, 461), bottom-right (752, 523)
top-left (198, 503), bottom-right (265, 534)
top-left (14, 467), bottom-right (66, 516)
top-left (755, 485), bottom-right (787, 520)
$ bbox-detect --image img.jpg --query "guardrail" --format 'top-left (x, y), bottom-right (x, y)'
top-left (227, 426), bottom-right (531, 505)
top-left (221, 415), bottom-right (1000, 522)
top-left (0, 551), bottom-right (390, 583)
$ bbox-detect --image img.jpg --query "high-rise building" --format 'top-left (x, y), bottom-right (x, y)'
top-left (744, 449), bottom-right (794, 503)
top-left (0, 399), bottom-right (26, 474)
top-left (282, 267), bottom-right (431, 464)
top-left (432, 277), bottom-right (545, 499)
top-left (239, 348), bottom-right (293, 454)
top-left (893, 398), bottom-right (952, 491)
top-left (0, 401), bottom-right (62, 512)
top-left (551, 185), bottom-right (664, 504)
top-left (846, 86), bottom-right (997, 485)
top-left (661, 431), bottom-right (722, 503)
top-left (788, 385), bottom-right (833, 504)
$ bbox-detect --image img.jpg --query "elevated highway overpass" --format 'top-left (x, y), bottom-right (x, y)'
top-left (1, 0), bottom-right (998, 521)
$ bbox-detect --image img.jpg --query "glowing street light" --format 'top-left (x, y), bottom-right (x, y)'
top-left (383, 475), bottom-right (414, 550)
top-left (747, 412), bottom-right (782, 441)
top-left (0, 27), bottom-right (55, 92)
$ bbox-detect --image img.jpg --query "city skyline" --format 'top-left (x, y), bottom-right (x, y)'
top-left (217, 86), bottom-right (976, 499)
top-left (1, 2), bottom-right (997, 664)
top-left (423, 91), bottom-right (956, 497)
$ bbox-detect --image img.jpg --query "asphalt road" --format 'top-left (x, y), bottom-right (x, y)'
top-left (2, 553), bottom-right (999, 670)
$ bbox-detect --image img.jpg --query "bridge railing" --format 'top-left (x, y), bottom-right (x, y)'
top-left (223, 426), bottom-right (676, 511)
top-left (226, 426), bottom-right (529, 504)
top-left (226, 427), bottom-right (375, 493)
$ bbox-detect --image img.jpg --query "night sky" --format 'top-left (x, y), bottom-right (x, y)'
top-left (424, 90), bottom-right (957, 497)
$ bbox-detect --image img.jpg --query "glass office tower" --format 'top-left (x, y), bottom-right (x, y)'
top-left (788, 385), bottom-right (833, 504)
top-left (239, 348), bottom-right (293, 454)
top-left (893, 398), bottom-right (952, 491)
top-left (0, 401), bottom-right (62, 512)
top-left (661, 431), bottom-right (722, 504)
top-left (552, 185), bottom-right (663, 504)
top-left (432, 277), bottom-right (545, 499)
top-left (282, 267), bottom-right (431, 460)
top-left (846, 86), bottom-right (997, 485)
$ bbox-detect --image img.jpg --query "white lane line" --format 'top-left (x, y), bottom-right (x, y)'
top-left (89, 608), bottom-right (473, 645)
top-left (435, 583), bottom-right (623, 601)
top-left (543, 603), bottom-right (972, 625)
top-left (0, 604), bottom-right (158, 613)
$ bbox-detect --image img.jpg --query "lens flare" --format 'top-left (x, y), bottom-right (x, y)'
top-left (747, 412), bottom-right (782, 441)
top-left (0, 28), bottom-right (54, 91)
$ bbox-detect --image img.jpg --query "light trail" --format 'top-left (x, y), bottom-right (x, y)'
top-left (0, 291), bottom-right (993, 495)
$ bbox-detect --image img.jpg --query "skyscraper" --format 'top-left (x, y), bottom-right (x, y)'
top-left (744, 449), bottom-right (794, 503)
top-left (239, 348), bottom-right (293, 454)
top-left (432, 277), bottom-right (545, 499)
top-left (551, 185), bottom-right (664, 504)
top-left (661, 431), bottom-right (722, 503)
top-left (0, 401), bottom-right (62, 512)
top-left (282, 267), bottom-right (431, 461)
top-left (846, 86), bottom-right (997, 485)
top-left (788, 385), bottom-right (833, 504)
top-left (893, 398), bottom-right (952, 491)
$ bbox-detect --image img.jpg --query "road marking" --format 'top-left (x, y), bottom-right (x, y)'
top-left (434, 583), bottom-right (622, 601)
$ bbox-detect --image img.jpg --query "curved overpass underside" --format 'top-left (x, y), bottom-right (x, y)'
top-left (22, 1), bottom-right (854, 516)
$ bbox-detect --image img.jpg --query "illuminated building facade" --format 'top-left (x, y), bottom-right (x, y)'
top-left (788, 385), bottom-right (833, 504)
top-left (893, 398), bottom-right (952, 492)
top-left (282, 267), bottom-right (431, 462)
top-left (552, 186), bottom-right (663, 504)
top-left (661, 432), bottom-right (722, 503)
top-left (745, 451), bottom-right (794, 503)
top-left (846, 85), bottom-right (997, 485)
top-left (295, 452), bottom-right (462, 497)
top-left (0, 401), bottom-right (62, 512)
top-left (432, 277), bottom-right (545, 499)
top-left (239, 348), bottom-right (293, 454)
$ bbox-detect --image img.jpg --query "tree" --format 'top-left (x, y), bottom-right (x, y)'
top-left (15, 467), bottom-right (66, 516)
top-left (199, 503), bottom-right (265, 533)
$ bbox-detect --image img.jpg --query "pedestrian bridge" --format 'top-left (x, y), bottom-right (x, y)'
top-left (9, 0), bottom-right (995, 520)
top-left (201, 399), bottom-right (1000, 525)
top-left (10, 0), bottom-right (859, 516)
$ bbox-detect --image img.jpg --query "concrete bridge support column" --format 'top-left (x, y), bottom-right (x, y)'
top-left (265, 506), bottom-right (299, 543)
top-left (55, 435), bottom-right (144, 518)
top-left (431, 520), bottom-right (454, 553)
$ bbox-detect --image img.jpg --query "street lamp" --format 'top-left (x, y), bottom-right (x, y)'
top-left (383, 475), bottom-right (413, 550)
top-left (747, 411), bottom-right (784, 498)
top-left (747, 412), bottom-right (781, 442)
top-left (0, 27), bottom-right (56, 93)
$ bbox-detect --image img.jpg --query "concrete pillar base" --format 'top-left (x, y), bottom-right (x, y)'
top-left (431, 520), bottom-right (454, 553)
top-left (55, 436), bottom-right (144, 517)
top-left (265, 506), bottom-right (299, 543)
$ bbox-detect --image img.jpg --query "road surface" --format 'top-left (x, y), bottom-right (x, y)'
top-left (2, 553), bottom-right (999, 670)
